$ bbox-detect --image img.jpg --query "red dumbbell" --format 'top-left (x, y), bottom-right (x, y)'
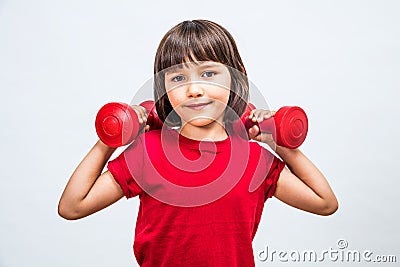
top-left (95, 101), bottom-right (162, 148)
top-left (239, 103), bottom-right (308, 149)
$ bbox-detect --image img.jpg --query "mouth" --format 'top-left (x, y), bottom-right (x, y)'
top-left (185, 101), bottom-right (213, 110)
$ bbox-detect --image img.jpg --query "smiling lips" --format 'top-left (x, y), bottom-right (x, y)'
top-left (185, 101), bottom-right (213, 110)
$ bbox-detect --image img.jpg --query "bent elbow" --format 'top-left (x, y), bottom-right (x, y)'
top-left (58, 202), bottom-right (82, 221)
top-left (319, 198), bottom-right (339, 216)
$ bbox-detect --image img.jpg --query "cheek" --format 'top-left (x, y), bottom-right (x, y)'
top-left (218, 82), bottom-right (231, 104)
top-left (166, 90), bottom-right (182, 110)
top-left (217, 75), bottom-right (231, 102)
top-left (223, 88), bottom-right (230, 102)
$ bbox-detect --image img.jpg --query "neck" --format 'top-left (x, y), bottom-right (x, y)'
top-left (178, 121), bottom-right (228, 141)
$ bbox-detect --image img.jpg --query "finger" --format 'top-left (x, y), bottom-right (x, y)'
top-left (248, 125), bottom-right (260, 139)
top-left (257, 113), bottom-right (264, 122)
top-left (250, 110), bottom-right (275, 122)
top-left (137, 107), bottom-right (148, 124)
top-left (249, 110), bottom-right (256, 120)
top-left (256, 111), bottom-right (269, 122)
top-left (251, 110), bottom-right (269, 122)
top-left (131, 106), bottom-right (143, 123)
top-left (252, 131), bottom-right (271, 143)
top-left (140, 114), bottom-right (147, 124)
top-left (141, 110), bottom-right (148, 123)
top-left (137, 113), bottom-right (143, 124)
top-left (259, 133), bottom-right (277, 150)
top-left (137, 106), bottom-right (146, 118)
top-left (262, 111), bottom-right (274, 120)
top-left (252, 110), bottom-right (262, 122)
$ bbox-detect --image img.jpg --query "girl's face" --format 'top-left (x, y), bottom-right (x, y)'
top-left (164, 61), bottom-right (231, 128)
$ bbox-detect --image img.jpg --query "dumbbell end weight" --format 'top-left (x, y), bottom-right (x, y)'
top-left (95, 102), bottom-right (140, 148)
top-left (273, 106), bottom-right (308, 149)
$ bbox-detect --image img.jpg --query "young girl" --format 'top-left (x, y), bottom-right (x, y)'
top-left (58, 19), bottom-right (338, 267)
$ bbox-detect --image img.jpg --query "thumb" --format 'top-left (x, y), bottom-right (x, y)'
top-left (248, 125), bottom-right (260, 139)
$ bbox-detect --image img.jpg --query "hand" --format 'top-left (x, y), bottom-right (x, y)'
top-left (247, 109), bottom-right (277, 150)
top-left (131, 105), bottom-right (150, 132)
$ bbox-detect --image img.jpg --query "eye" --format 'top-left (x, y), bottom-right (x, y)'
top-left (202, 71), bottom-right (216, 78)
top-left (171, 75), bottom-right (185, 82)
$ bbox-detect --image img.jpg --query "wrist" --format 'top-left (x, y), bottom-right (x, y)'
top-left (275, 145), bottom-right (301, 161)
top-left (96, 139), bottom-right (117, 155)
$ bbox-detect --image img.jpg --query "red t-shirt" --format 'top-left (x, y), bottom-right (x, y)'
top-left (108, 128), bottom-right (285, 267)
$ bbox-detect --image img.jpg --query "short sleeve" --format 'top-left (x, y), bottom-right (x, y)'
top-left (107, 136), bottom-right (144, 199)
top-left (264, 151), bottom-right (285, 199)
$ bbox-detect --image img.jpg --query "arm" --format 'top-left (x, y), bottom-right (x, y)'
top-left (273, 147), bottom-right (338, 215)
top-left (58, 105), bottom-right (148, 220)
top-left (58, 140), bottom-right (123, 220)
top-left (248, 110), bottom-right (338, 216)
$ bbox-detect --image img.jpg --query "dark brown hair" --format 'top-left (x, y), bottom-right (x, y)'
top-left (153, 19), bottom-right (249, 126)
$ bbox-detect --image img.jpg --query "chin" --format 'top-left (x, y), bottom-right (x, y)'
top-left (183, 117), bottom-right (221, 128)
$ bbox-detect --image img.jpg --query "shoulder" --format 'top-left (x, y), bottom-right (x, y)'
top-left (141, 129), bottom-right (163, 142)
top-left (132, 129), bottom-right (164, 145)
top-left (122, 130), bottom-right (165, 167)
top-left (246, 141), bottom-right (280, 172)
top-left (127, 129), bottom-right (175, 152)
top-left (248, 140), bottom-right (273, 158)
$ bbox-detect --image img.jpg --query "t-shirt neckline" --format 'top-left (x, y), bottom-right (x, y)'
top-left (168, 128), bottom-right (231, 153)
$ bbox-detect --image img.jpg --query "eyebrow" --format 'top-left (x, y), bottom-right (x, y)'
top-left (164, 66), bottom-right (184, 75)
top-left (197, 62), bottom-right (223, 69)
top-left (164, 62), bottom-right (223, 75)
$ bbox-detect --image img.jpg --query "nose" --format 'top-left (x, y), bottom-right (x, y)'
top-left (186, 82), bottom-right (204, 98)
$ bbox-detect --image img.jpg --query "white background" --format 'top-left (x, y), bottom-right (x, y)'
top-left (1, 0), bottom-right (399, 266)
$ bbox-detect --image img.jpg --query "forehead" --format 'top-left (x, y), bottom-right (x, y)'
top-left (163, 61), bottom-right (227, 75)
